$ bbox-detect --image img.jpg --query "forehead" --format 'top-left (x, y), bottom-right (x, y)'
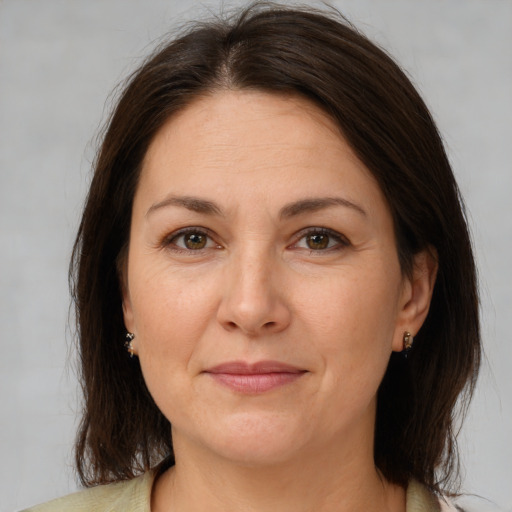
top-left (138, 90), bottom-right (385, 215)
top-left (144, 91), bottom-right (345, 158)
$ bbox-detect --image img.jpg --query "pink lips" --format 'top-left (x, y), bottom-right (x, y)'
top-left (204, 361), bottom-right (306, 393)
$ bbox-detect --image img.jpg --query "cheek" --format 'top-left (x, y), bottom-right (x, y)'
top-left (301, 268), bottom-right (400, 345)
top-left (299, 266), bottom-right (401, 391)
top-left (129, 265), bottom-right (218, 377)
top-left (130, 273), bottom-right (218, 425)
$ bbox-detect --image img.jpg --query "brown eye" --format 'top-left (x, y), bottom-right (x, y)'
top-left (183, 232), bottom-right (207, 250)
top-left (306, 233), bottom-right (330, 250)
top-left (166, 229), bottom-right (216, 252)
top-left (293, 228), bottom-right (350, 252)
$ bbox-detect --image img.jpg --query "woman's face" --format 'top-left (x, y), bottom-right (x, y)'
top-left (123, 91), bottom-right (432, 466)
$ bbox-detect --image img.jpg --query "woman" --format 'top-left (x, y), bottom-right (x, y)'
top-left (24, 3), bottom-right (480, 511)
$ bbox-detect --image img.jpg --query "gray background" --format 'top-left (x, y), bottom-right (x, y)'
top-left (1, 1), bottom-right (511, 511)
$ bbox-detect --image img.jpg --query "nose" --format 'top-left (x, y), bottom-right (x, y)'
top-left (216, 247), bottom-right (292, 337)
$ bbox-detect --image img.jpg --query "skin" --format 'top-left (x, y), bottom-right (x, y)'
top-left (122, 91), bottom-right (437, 512)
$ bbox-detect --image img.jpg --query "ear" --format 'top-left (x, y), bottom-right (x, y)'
top-left (118, 252), bottom-right (135, 335)
top-left (392, 247), bottom-right (438, 352)
top-left (122, 286), bottom-right (135, 334)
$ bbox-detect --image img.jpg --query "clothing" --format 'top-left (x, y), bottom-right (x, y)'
top-left (22, 472), bottom-right (456, 512)
top-left (21, 472), bottom-right (153, 512)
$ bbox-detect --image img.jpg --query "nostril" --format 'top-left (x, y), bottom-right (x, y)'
top-left (217, 297), bottom-right (292, 335)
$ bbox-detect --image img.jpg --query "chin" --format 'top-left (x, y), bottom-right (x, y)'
top-left (193, 412), bottom-right (312, 466)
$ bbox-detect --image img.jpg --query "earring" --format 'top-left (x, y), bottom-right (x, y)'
top-left (403, 331), bottom-right (414, 352)
top-left (125, 332), bottom-right (136, 358)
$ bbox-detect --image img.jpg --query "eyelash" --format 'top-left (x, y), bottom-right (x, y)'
top-left (162, 227), bottom-right (218, 254)
top-left (292, 227), bottom-right (351, 253)
top-left (161, 227), bottom-right (350, 254)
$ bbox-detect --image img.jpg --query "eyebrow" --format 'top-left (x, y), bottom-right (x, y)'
top-left (146, 194), bottom-right (366, 219)
top-left (279, 197), bottom-right (367, 219)
top-left (146, 195), bottom-right (224, 217)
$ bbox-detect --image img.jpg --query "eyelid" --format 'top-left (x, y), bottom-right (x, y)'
top-left (160, 226), bottom-right (349, 253)
top-left (290, 227), bottom-right (351, 251)
top-left (162, 226), bottom-right (221, 252)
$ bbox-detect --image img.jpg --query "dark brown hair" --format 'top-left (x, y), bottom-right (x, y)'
top-left (70, 2), bottom-right (480, 495)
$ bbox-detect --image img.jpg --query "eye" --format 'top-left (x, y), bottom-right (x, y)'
top-left (180, 232), bottom-right (208, 250)
top-left (164, 228), bottom-right (219, 252)
top-left (293, 228), bottom-right (349, 251)
top-left (305, 233), bottom-right (330, 250)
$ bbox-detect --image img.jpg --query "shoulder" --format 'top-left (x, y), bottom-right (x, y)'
top-left (20, 472), bottom-right (155, 512)
top-left (407, 480), bottom-right (460, 512)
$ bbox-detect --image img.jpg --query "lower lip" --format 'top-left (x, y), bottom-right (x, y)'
top-left (207, 372), bottom-right (304, 393)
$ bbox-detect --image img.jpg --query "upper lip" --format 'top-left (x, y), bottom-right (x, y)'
top-left (204, 360), bottom-right (305, 374)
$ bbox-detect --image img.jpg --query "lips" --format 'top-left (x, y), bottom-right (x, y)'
top-left (204, 360), bottom-right (306, 393)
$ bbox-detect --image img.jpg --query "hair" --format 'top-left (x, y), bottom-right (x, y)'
top-left (70, 1), bottom-right (480, 495)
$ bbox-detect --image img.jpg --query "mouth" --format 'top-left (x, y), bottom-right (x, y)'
top-left (203, 360), bottom-right (307, 393)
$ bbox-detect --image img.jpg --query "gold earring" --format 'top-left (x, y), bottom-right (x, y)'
top-left (403, 331), bottom-right (414, 352)
top-left (125, 332), bottom-right (136, 358)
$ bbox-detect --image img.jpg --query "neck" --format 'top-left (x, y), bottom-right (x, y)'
top-left (151, 432), bottom-right (406, 512)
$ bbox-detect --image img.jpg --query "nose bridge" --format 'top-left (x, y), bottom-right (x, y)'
top-left (231, 241), bottom-right (275, 313)
top-left (218, 239), bottom-right (290, 335)
top-left (239, 239), bottom-right (271, 285)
